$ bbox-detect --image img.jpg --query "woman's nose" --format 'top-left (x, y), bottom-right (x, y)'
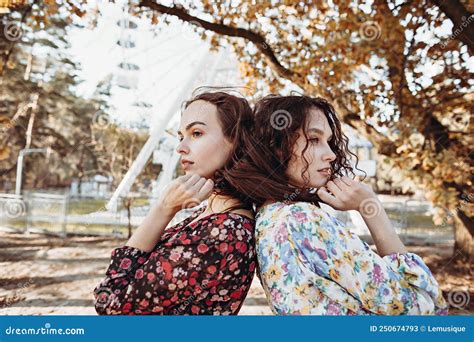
top-left (176, 140), bottom-right (189, 154)
top-left (323, 146), bottom-right (336, 162)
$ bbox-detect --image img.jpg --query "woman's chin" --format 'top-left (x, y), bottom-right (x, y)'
top-left (312, 178), bottom-right (329, 188)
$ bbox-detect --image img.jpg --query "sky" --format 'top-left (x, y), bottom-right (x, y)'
top-left (68, 1), bottom-right (221, 130)
top-left (66, 1), bottom-right (473, 134)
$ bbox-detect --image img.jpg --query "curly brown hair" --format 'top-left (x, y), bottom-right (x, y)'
top-left (223, 94), bottom-right (364, 208)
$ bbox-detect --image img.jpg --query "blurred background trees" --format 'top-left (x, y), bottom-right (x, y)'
top-left (0, 0), bottom-right (472, 259)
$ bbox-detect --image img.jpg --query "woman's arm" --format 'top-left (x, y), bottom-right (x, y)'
top-left (358, 196), bottom-right (407, 256)
top-left (317, 176), bottom-right (407, 256)
top-left (126, 174), bottom-right (214, 252)
top-left (125, 203), bottom-right (176, 252)
top-left (285, 204), bottom-right (448, 315)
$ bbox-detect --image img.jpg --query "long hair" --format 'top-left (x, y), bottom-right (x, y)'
top-left (223, 94), bottom-right (363, 208)
top-left (182, 87), bottom-right (255, 213)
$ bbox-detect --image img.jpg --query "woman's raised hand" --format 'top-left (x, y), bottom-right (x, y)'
top-left (155, 174), bottom-right (214, 217)
top-left (316, 176), bottom-right (378, 212)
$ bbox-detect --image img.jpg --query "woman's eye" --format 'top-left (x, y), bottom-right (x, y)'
top-left (309, 138), bottom-right (319, 144)
top-left (192, 131), bottom-right (202, 138)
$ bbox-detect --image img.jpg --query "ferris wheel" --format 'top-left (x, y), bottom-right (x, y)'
top-left (102, 3), bottom-right (244, 211)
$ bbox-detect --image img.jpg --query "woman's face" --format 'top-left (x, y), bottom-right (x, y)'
top-left (176, 100), bottom-right (233, 179)
top-left (285, 107), bottom-right (336, 188)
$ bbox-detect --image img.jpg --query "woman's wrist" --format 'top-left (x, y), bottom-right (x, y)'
top-left (357, 192), bottom-right (382, 219)
top-left (153, 199), bottom-right (178, 219)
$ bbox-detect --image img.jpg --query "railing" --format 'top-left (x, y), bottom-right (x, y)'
top-left (0, 192), bottom-right (453, 244)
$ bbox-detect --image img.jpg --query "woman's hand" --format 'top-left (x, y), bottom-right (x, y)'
top-left (316, 176), bottom-right (377, 212)
top-left (126, 174), bottom-right (214, 252)
top-left (155, 173), bottom-right (214, 217)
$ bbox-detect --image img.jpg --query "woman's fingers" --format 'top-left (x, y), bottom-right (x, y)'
top-left (178, 173), bottom-right (194, 183)
top-left (316, 187), bottom-right (338, 207)
top-left (339, 176), bottom-right (353, 187)
top-left (197, 179), bottom-right (214, 200)
top-left (189, 177), bottom-right (207, 194)
top-left (183, 175), bottom-right (214, 201)
top-left (334, 177), bottom-right (351, 192)
top-left (326, 180), bottom-right (344, 198)
top-left (184, 173), bottom-right (201, 187)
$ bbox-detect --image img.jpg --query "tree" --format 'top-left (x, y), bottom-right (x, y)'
top-left (1, 1), bottom-right (472, 260)
top-left (0, 2), bottom-right (155, 194)
top-left (137, 0), bottom-right (473, 260)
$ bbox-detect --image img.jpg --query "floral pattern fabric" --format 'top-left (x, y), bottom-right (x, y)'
top-left (93, 206), bottom-right (256, 315)
top-left (255, 201), bottom-right (448, 315)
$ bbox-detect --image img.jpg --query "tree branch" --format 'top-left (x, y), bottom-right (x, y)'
top-left (139, 1), bottom-right (399, 158)
top-left (431, 0), bottom-right (474, 53)
top-left (139, 0), bottom-right (295, 78)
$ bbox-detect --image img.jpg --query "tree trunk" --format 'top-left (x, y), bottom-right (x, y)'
top-left (453, 209), bottom-right (474, 261)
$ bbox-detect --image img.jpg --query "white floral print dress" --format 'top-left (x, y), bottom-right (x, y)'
top-left (255, 201), bottom-right (448, 315)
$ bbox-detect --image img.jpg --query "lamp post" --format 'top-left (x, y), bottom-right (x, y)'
top-left (15, 148), bottom-right (50, 195)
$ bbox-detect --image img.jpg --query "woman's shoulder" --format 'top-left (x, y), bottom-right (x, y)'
top-left (257, 201), bottom-right (327, 220)
top-left (191, 210), bottom-right (255, 236)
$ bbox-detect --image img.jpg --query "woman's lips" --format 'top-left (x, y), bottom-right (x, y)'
top-left (318, 168), bottom-right (331, 176)
top-left (181, 160), bottom-right (194, 169)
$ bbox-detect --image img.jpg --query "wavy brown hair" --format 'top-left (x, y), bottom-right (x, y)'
top-left (182, 87), bottom-right (255, 213)
top-left (224, 94), bottom-right (364, 209)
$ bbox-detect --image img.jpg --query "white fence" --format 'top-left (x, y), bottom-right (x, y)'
top-left (0, 192), bottom-right (453, 244)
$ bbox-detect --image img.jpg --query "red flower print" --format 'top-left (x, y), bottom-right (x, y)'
top-left (207, 265), bottom-right (217, 274)
top-left (236, 242), bottom-right (247, 253)
top-left (214, 215), bottom-right (226, 225)
top-left (162, 261), bottom-right (173, 280)
top-left (197, 243), bottom-right (209, 253)
top-left (122, 302), bottom-right (132, 313)
top-left (219, 242), bottom-right (228, 253)
top-left (229, 261), bottom-right (239, 271)
top-left (230, 290), bottom-right (242, 299)
top-left (119, 258), bottom-right (132, 269)
top-left (94, 205), bottom-right (256, 316)
top-left (135, 268), bottom-right (144, 279)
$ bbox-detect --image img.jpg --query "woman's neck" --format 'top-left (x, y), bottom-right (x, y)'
top-left (204, 192), bottom-right (242, 214)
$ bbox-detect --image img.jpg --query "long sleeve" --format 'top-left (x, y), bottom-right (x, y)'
top-left (93, 213), bottom-right (256, 315)
top-left (286, 205), bottom-right (449, 315)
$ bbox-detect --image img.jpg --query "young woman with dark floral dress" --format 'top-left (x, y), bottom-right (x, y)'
top-left (93, 91), bottom-right (256, 315)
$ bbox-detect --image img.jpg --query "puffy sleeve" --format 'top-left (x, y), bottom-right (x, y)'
top-left (285, 204), bottom-right (448, 315)
top-left (93, 215), bottom-right (255, 315)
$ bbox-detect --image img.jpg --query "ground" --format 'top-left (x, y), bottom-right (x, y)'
top-left (0, 230), bottom-right (471, 315)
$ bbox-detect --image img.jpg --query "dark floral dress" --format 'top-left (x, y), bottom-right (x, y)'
top-left (93, 206), bottom-right (256, 315)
